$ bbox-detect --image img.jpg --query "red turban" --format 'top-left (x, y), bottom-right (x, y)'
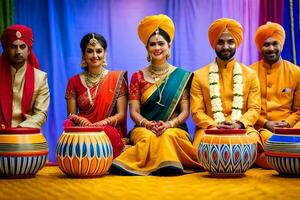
top-left (0, 24), bottom-right (39, 128)
top-left (254, 22), bottom-right (286, 51)
top-left (208, 18), bottom-right (243, 49)
top-left (1, 24), bottom-right (39, 68)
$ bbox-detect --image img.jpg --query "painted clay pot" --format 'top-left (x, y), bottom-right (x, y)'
top-left (197, 129), bottom-right (257, 177)
top-left (0, 128), bottom-right (48, 178)
top-left (265, 128), bottom-right (300, 176)
top-left (56, 127), bottom-right (113, 177)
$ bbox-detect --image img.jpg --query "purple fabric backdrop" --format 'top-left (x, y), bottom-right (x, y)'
top-left (12, 0), bottom-right (260, 162)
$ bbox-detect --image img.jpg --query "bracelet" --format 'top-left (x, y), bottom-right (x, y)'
top-left (139, 118), bottom-right (146, 127)
top-left (107, 116), bottom-right (118, 127)
top-left (145, 120), bottom-right (152, 129)
top-left (166, 121), bottom-right (173, 128)
top-left (104, 119), bottom-right (110, 126)
top-left (114, 116), bottom-right (118, 127)
top-left (171, 117), bottom-right (180, 128)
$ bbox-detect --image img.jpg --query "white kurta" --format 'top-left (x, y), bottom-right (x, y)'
top-left (10, 64), bottom-right (50, 128)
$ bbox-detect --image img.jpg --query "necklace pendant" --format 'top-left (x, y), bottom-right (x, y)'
top-left (156, 101), bottom-right (166, 107)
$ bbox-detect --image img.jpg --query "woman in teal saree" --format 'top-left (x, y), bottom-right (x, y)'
top-left (110, 14), bottom-right (201, 175)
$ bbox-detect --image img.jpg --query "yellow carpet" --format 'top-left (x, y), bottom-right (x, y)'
top-left (1, 166), bottom-right (300, 200)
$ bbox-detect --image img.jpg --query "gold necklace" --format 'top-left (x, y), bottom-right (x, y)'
top-left (85, 68), bottom-right (106, 88)
top-left (85, 68), bottom-right (107, 105)
top-left (155, 75), bottom-right (169, 107)
top-left (148, 64), bottom-right (170, 81)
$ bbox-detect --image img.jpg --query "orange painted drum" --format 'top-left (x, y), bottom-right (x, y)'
top-left (0, 128), bottom-right (48, 178)
top-left (197, 129), bottom-right (257, 177)
top-left (56, 127), bottom-right (113, 177)
top-left (265, 128), bottom-right (300, 176)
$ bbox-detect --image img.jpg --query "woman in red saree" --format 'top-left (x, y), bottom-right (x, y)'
top-left (65, 33), bottom-right (127, 158)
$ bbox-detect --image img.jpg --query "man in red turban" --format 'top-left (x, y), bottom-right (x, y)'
top-left (190, 18), bottom-right (262, 164)
top-left (0, 24), bottom-right (50, 128)
top-left (250, 22), bottom-right (300, 168)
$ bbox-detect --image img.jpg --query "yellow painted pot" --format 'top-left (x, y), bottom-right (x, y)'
top-left (56, 127), bottom-right (113, 177)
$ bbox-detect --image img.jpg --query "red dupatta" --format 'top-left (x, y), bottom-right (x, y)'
top-left (79, 71), bottom-right (127, 137)
top-left (0, 55), bottom-right (37, 128)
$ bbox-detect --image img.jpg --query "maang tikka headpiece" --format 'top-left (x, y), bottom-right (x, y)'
top-left (155, 29), bottom-right (159, 40)
top-left (89, 33), bottom-right (100, 46)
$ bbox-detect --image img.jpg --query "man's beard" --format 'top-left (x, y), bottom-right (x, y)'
top-left (215, 48), bottom-right (236, 61)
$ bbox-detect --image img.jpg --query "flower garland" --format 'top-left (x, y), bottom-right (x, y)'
top-left (209, 61), bottom-right (243, 123)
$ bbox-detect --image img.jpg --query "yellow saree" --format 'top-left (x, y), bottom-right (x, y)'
top-left (111, 68), bottom-right (201, 175)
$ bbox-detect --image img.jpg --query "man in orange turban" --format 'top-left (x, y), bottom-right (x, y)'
top-left (250, 22), bottom-right (300, 168)
top-left (191, 18), bottom-right (262, 164)
top-left (0, 24), bottom-right (50, 128)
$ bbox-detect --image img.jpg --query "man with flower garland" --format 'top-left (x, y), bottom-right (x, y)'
top-left (250, 22), bottom-right (300, 168)
top-left (190, 18), bottom-right (263, 165)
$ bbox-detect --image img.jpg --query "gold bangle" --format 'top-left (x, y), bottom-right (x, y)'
top-left (176, 117), bottom-right (180, 126)
top-left (139, 119), bottom-right (146, 127)
top-left (106, 118), bottom-right (111, 125)
top-left (107, 117), bottom-right (117, 127)
top-left (171, 117), bottom-right (180, 128)
top-left (114, 116), bottom-right (118, 127)
top-left (145, 121), bottom-right (152, 129)
top-left (166, 121), bottom-right (173, 128)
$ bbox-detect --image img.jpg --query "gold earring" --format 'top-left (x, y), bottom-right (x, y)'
top-left (80, 57), bottom-right (87, 67)
top-left (147, 53), bottom-right (152, 62)
top-left (101, 57), bottom-right (107, 67)
top-left (166, 50), bottom-right (171, 60)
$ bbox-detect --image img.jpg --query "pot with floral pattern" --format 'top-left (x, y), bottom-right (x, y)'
top-left (197, 129), bottom-right (257, 177)
top-left (265, 128), bottom-right (300, 176)
top-left (56, 127), bottom-right (113, 177)
top-left (0, 128), bottom-right (48, 178)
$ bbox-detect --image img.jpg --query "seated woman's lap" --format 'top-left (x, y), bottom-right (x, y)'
top-left (130, 127), bottom-right (189, 144)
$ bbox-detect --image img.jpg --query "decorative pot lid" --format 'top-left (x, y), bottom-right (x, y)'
top-left (205, 129), bottom-right (246, 135)
top-left (274, 128), bottom-right (300, 135)
top-left (64, 127), bottom-right (105, 132)
top-left (0, 128), bottom-right (40, 134)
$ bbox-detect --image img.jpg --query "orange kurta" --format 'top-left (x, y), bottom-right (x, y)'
top-left (191, 58), bottom-right (262, 167)
top-left (250, 59), bottom-right (300, 129)
top-left (191, 58), bottom-right (261, 128)
top-left (250, 59), bottom-right (300, 168)
top-left (191, 58), bottom-right (262, 154)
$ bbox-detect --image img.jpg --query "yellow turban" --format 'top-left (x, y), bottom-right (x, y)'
top-left (254, 22), bottom-right (285, 51)
top-left (208, 18), bottom-right (243, 49)
top-left (137, 14), bottom-right (175, 46)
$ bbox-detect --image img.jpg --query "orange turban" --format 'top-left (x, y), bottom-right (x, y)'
top-left (208, 18), bottom-right (243, 49)
top-left (254, 22), bottom-right (285, 51)
top-left (137, 14), bottom-right (175, 46)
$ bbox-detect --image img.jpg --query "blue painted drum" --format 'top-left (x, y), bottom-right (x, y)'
top-left (265, 128), bottom-right (300, 176)
top-left (197, 129), bottom-right (257, 177)
top-left (0, 128), bottom-right (48, 178)
top-left (56, 127), bottom-right (113, 177)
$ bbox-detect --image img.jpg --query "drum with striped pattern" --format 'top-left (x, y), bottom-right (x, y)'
top-left (0, 128), bottom-right (48, 178)
top-left (265, 128), bottom-right (300, 176)
top-left (56, 127), bottom-right (113, 177)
